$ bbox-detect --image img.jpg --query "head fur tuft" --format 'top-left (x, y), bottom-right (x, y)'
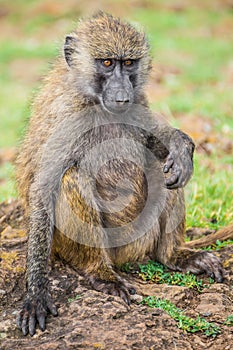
top-left (73, 12), bottom-right (150, 60)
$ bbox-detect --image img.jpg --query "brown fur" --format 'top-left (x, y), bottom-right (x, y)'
top-left (16, 12), bottom-right (225, 336)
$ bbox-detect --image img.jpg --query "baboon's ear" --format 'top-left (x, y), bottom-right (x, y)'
top-left (64, 35), bottom-right (78, 67)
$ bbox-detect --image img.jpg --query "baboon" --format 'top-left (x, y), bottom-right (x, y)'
top-left (16, 12), bottom-right (224, 336)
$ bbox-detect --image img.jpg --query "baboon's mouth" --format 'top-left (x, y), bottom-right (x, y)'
top-left (103, 101), bottom-right (132, 115)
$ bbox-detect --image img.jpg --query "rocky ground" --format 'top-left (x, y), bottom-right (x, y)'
top-left (0, 200), bottom-right (233, 350)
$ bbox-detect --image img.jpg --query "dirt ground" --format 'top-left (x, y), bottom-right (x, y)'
top-left (0, 200), bottom-right (233, 350)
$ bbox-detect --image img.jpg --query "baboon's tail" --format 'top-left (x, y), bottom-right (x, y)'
top-left (185, 224), bottom-right (233, 249)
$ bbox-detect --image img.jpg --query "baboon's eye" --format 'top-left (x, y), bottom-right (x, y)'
top-left (124, 60), bottom-right (133, 66)
top-left (102, 59), bottom-right (113, 67)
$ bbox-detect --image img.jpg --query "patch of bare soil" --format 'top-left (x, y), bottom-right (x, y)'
top-left (0, 200), bottom-right (233, 349)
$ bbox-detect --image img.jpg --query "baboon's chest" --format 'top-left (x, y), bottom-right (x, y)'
top-left (95, 158), bottom-right (147, 220)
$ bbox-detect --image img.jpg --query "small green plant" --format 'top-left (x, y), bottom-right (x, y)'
top-left (138, 260), bottom-right (213, 291)
top-left (224, 315), bottom-right (233, 326)
top-left (68, 295), bottom-right (81, 303)
top-left (142, 296), bottom-right (221, 337)
top-left (121, 262), bottom-right (135, 273)
top-left (203, 239), bottom-right (233, 251)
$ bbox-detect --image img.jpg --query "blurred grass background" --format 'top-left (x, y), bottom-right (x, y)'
top-left (0, 0), bottom-right (232, 229)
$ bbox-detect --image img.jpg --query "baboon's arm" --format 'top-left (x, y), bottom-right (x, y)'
top-left (17, 183), bottom-right (57, 336)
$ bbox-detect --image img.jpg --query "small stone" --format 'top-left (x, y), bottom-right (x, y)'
top-left (192, 335), bottom-right (206, 347)
top-left (0, 319), bottom-right (12, 332)
top-left (112, 311), bottom-right (125, 319)
top-left (145, 321), bottom-right (155, 328)
top-left (130, 294), bottom-right (143, 303)
top-left (202, 311), bottom-right (212, 317)
top-left (0, 332), bottom-right (7, 339)
top-left (151, 308), bottom-right (163, 316)
top-left (74, 286), bottom-right (87, 294)
top-left (52, 279), bottom-right (60, 285)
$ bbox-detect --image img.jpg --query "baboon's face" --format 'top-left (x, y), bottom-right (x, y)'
top-left (94, 58), bottom-right (139, 114)
top-left (64, 15), bottom-right (150, 114)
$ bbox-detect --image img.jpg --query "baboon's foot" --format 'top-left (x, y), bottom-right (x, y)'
top-left (87, 275), bottom-right (136, 305)
top-left (174, 250), bottom-right (225, 282)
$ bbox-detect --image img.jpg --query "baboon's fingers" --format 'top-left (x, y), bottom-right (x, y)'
top-left (165, 170), bottom-right (181, 188)
top-left (21, 312), bottom-right (29, 336)
top-left (88, 275), bottom-right (133, 305)
top-left (119, 290), bottom-right (131, 306)
top-left (36, 304), bottom-right (47, 331)
top-left (205, 257), bottom-right (225, 283)
top-left (165, 165), bottom-right (192, 189)
top-left (201, 252), bottom-right (224, 282)
top-left (209, 270), bottom-right (224, 283)
top-left (29, 314), bottom-right (36, 336)
top-left (17, 292), bottom-right (57, 336)
top-left (110, 284), bottom-right (131, 305)
top-left (163, 157), bottom-right (174, 173)
top-left (38, 314), bottom-right (46, 332)
top-left (47, 298), bottom-right (58, 317)
top-left (48, 303), bottom-right (58, 317)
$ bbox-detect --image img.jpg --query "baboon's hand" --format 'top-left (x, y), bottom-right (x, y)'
top-left (16, 290), bottom-right (58, 336)
top-left (163, 151), bottom-right (193, 189)
top-left (163, 147), bottom-right (193, 189)
top-left (164, 130), bottom-right (194, 189)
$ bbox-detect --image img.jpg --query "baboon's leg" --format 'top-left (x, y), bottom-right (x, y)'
top-left (154, 189), bottom-right (224, 282)
top-left (54, 166), bottom-right (135, 303)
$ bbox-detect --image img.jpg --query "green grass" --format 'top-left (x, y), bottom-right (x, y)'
top-left (68, 295), bottom-right (81, 303)
top-left (224, 315), bottom-right (233, 326)
top-left (0, 84), bottom-right (29, 148)
top-left (203, 239), bottom-right (233, 251)
top-left (0, 162), bottom-right (17, 201)
top-left (0, 41), bottom-right (56, 64)
top-left (142, 296), bottom-right (221, 337)
top-left (185, 153), bottom-right (233, 229)
top-left (138, 260), bottom-right (213, 291)
top-left (134, 8), bottom-right (233, 126)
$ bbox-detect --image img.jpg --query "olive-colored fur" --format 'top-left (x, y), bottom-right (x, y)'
top-left (16, 12), bottom-right (224, 336)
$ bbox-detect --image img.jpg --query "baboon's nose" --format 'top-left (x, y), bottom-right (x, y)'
top-left (115, 90), bottom-right (130, 104)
